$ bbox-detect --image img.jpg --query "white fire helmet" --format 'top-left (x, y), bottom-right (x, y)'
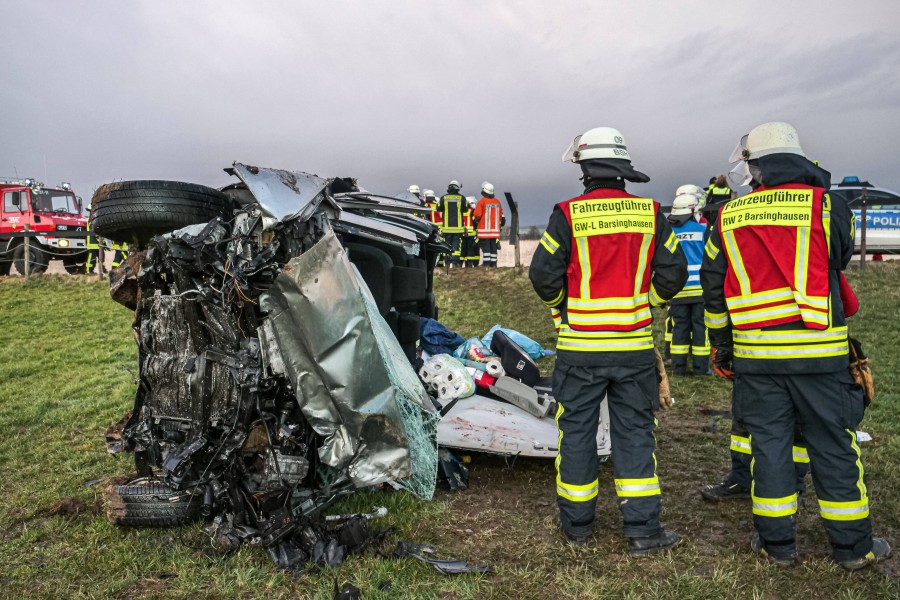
top-left (728, 122), bottom-right (806, 187)
top-left (448, 180), bottom-right (461, 190)
top-left (408, 184), bottom-right (421, 195)
top-left (466, 196), bottom-right (477, 208)
top-left (562, 127), bottom-right (631, 163)
top-left (675, 183), bottom-right (706, 209)
top-left (670, 194), bottom-right (699, 216)
top-left (423, 189), bottom-right (435, 200)
top-left (482, 181), bottom-right (494, 195)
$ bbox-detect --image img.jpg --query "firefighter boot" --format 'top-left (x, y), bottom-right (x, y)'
top-left (751, 533), bottom-right (798, 567)
top-left (837, 538), bottom-right (892, 571)
top-left (700, 478), bottom-right (750, 502)
top-left (627, 529), bottom-right (680, 557)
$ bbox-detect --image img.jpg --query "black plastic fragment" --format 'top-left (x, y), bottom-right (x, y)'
top-left (393, 541), bottom-right (491, 576)
top-left (333, 582), bottom-right (362, 599)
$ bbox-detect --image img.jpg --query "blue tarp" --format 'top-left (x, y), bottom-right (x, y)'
top-left (420, 317), bottom-right (466, 356)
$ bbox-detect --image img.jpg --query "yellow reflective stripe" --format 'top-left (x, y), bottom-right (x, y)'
top-left (704, 310), bottom-right (729, 329)
top-left (557, 329), bottom-right (654, 352)
top-left (557, 477), bottom-right (600, 502)
top-left (794, 225), bottom-right (809, 297)
top-left (554, 402), bottom-right (564, 473)
top-left (567, 296), bottom-right (648, 310)
top-left (733, 326), bottom-right (847, 343)
top-left (670, 344), bottom-right (689, 355)
top-left (726, 287), bottom-right (794, 309)
top-left (615, 477), bottom-right (660, 497)
top-left (792, 445), bottom-right (809, 464)
top-left (734, 344), bottom-right (849, 359)
top-left (849, 428), bottom-right (867, 504)
top-left (674, 287), bottom-right (703, 299)
top-left (550, 308), bottom-right (562, 329)
top-left (818, 498), bottom-right (869, 521)
top-left (730, 435), bottom-right (752, 455)
top-left (692, 345), bottom-right (711, 356)
top-left (541, 231), bottom-right (560, 253)
top-left (634, 233), bottom-right (653, 297)
top-left (648, 284), bottom-right (664, 307)
top-left (730, 304), bottom-right (801, 325)
top-left (823, 193), bottom-right (832, 254)
top-left (567, 309), bottom-right (652, 327)
top-left (723, 229), bottom-right (751, 296)
top-left (664, 231), bottom-right (679, 253)
top-left (576, 236), bottom-right (591, 300)
top-left (544, 288), bottom-right (565, 308)
top-left (752, 493), bottom-right (798, 518)
top-left (704, 237), bottom-right (720, 261)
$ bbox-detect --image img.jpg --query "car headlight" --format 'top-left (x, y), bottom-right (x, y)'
top-left (58, 239), bottom-right (70, 248)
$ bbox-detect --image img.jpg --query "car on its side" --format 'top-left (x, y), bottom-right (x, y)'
top-left (829, 176), bottom-right (900, 254)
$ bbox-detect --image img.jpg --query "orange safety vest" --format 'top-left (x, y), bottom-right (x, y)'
top-left (718, 184), bottom-right (830, 330)
top-left (473, 197), bottom-right (502, 239)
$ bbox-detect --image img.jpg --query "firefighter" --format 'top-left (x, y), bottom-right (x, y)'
top-left (461, 197), bottom-right (480, 267)
top-left (439, 180), bottom-right (466, 267)
top-left (701, 121), bottom-right (890, 569)
top-left (84, 204), bottom-right (100, 275)
top-left (666, 194), bottom-right (710, 376)
top-left (702, 175), bottom-right (733, 224)
top-left (110, 241), bottom-right (128, 269)
top-left (675, 183), bottom-right (708, 225)
top-left (529, 126), bottom-right (688, 554)
top-left (473, 181), bottom-right (504, 267)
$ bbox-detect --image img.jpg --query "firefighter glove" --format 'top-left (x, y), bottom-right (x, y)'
top-left (711, 345), bottom-right (735, 380)
top-left (848, 337), bottom-right (874, 406)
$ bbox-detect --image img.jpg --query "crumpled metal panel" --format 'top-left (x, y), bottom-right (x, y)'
top-left (260, 227), bottom-right (435, 490)
top-left (232, 163), bottom-right (340, 222)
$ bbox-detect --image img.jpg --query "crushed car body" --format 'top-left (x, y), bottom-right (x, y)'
top-left (97, 164), bottom-right (442, 568)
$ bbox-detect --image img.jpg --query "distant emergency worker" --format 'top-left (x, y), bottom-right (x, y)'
top-left (701, 121), bottom-right (890, 570)
top-left (461, 197), bottom-right (480, 267)
top-left (473, 181), bottom-right (504, 267)
top-left (85, 204), bottom-right (100, 275)
top-left (529, 126), bottom-right (687, 554)
top-left (702, 175), bottom-right (733, 223)
top-left (439, 180), bottom-right (466, 266)
top-left (423, 189), bottom-right (442, 226)
top-left (666, 194), bottom-right (710, 376)
top-left (110, 241), bottom-right (128, 269)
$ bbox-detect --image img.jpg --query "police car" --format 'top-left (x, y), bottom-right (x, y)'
top-left (829, 177), bottom-right (900, 254)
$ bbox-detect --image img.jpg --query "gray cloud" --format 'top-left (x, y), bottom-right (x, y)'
top-left (2, 1), bottom-right (899, 226)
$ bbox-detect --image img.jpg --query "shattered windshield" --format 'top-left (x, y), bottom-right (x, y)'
top-left (30, 190), bottom-right (80, 214)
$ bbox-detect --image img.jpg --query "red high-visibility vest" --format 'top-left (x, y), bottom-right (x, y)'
top-left (718, 184), bottom-right (830, 330)
top-left (558, 189), bottom-right (659, 332)
top-left (473, 197), bottom-right (502, 239)
top-left (425, 200), bottom-right (442, 226)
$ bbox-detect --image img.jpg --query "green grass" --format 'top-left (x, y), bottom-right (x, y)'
top-left (0, 266), bottom-right (898, 599)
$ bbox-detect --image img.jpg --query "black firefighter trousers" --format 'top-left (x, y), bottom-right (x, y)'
top-left (735, 371), bottom-right (873, 561)
top-left (552, 355), bottom-right (662, 539)
top-left (669, 301), bottom-right (709, 373)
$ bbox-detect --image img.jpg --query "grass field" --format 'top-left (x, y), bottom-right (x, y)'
top-left (1, 265), bottom-right (898, 599)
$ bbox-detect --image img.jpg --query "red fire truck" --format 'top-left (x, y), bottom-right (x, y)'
top-left (0, 178), bottom-right (89, 275)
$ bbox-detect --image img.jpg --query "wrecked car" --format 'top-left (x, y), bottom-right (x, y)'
top-left (96, 165), bottom-right (443, 567)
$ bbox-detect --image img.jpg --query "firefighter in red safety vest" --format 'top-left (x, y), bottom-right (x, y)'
top-left (701, 121), bottom-right (890, 570)
top-left (529, 126), bottom-right (688, 554)
top-left (473, 181), bottom-right (504, 267)
top-left (439, 180), bottom-right (466, 267)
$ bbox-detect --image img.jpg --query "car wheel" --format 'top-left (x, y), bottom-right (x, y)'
top-left (105, 477), bottom-right (203, 527)
top-left (13, 243), bottom-right (49, 274)
top-left (92, 180), bottom-right (232, 248)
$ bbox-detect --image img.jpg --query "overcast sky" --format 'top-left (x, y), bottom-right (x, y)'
top-left (2, 1), bottom-right (899, 225)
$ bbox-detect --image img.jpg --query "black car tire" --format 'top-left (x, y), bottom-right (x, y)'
top-left (63, 251), bottom-right (88, 275)
top-left (92, 180), bottom-right (231, 247)
top-left (13, 243), bottom-right (49, 274)
top-left (106, 478), bottom-right (203, 527)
